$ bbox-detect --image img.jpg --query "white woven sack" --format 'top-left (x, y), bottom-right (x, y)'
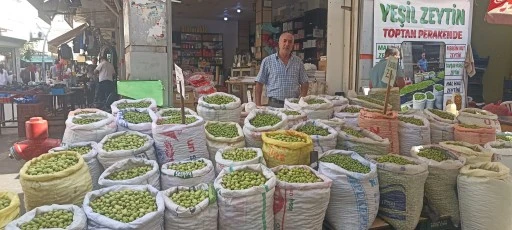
top-left (484, 141), bottom-right (512, 173)
top-left (98, 158), bottom-right (160, 189)
top-left (49, 142), bottom-right (103, 190)
top-left (439, 141), bottom-right (493, 165)
top-left (83, 185), bottom-right (165, 230)
top-left (197, 92), bottom-right (243, 122)
top-left (424, 109), bottom-right (457, 144)
top-left (62, 111), bottom-right (117, 144)
top-left (242, 109), bottom-right (288, 148)
top-left (116, 108), bottom-right (156, 136)
top-left (214, 164), bottom-right (276, 230)
top-left (458, 162), bottom-right (512, 230)
top-left (315, 118), bottom-right (345, 131)
top-left (157, 107), bottom-right (197, 117)
top-left (5, 204), bottom-right (87, 230)
top-left (292, 120), bottom-right (337, 154)
top-left (457, 108), bottom-right (501, 132)
top-left (284, 98), bottom-right (301, 111)
top-left (152, 115), bottom-right (208, 165)
top-left (318, 150), bottom-right (379, 230)
top-left (336, 125), bottom-right (390, 156)
top-left (111, 98), bottom-right (157, 115)
top-left (298, 95), bottom-right (334, 120)
top-left (97, 131), bottom-right (157, 169)
top-left (160, 158), bottom-right (215, 190)
top-left (334, 105), bottom-right (363, 127)
top-left (68, 108), bottom-right (102, 117)
top-left (205, 121), bottom-right (245, 163)
top-left (319, 95), bottom-right (349, 113)
top-left (398, 115), bottom-right (431, 156)
top-left (215, 147), bottom-right (266, 175)
top-left (160, 183), bottom-right (218, 230)
top-left (272, 165), bottom-right (332, 230)
top-left (269, 108), bottom-right (307, 129)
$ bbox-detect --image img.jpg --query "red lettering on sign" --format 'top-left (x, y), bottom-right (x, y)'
top-left (369, 127), bottom-right (380, 134)
top-left (187, 139), bottom-right (196, 152)
top-left (164, 141), bottom-right (175, 161)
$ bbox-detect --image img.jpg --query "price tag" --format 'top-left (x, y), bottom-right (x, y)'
top-left (174, 64), bottom-right (186, 97)
top-left (381, 56), bottom-right (398, 86)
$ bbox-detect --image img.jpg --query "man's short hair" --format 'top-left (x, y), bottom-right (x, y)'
top-left (385, 47), bottom-right (400, 57)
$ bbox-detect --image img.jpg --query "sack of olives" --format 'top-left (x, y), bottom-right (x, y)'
top-left (454, 124), bottom-right (496, 145)
top-left (20, 151), bottom-right (93, 211)
top-left (315, 117), bottom-right (345, 131)
top-left (68, 108), bottom-right (102, 117)
top-left (215, 147), bottom-right (266, 174)
top-left (318, 150), bottom-right (379, 229)
top-left (292, 121), bottom-right (337, 154)
top-left (243, 109), bottom-right (288, 148)
top-left (116, 108), bottom-right (157, 136)
top-left (157, 107), bottom-right (197, 117)
top-left (272, 165), bottom-right (332, 230)
top-left (318, 95), bottom-right (349, 113)
top-left (97, 131), bottom-right (157, 169)
top-left (0, 192), bottom-right (20, 229)
top-left (298, 95), bottom-right (334, 120)
top-left (337, 125), bottom-right (391, 156)
top-left (160, 158), bottom-right (215, 190)
top-left (5, 204), bottom-right (86, 230)
top-left (197, 92), bottom-right (243, 123)
top-left (111, 98), bottom-right (157, 115)
top-left (410, 145), bottom-right (465, 225)
top-left (261, 130), bottom-right (313, 168)
top-left (62, 111), bottom-right (117, 144)
top-left (49, 141), bottom-right (103, 190)
top-left (214, 164), bottom-right (277, 230)
top-left (439, 141), bottom-right (493, 165)
top-left (205, 121), bottom-right (245, 163)
top-left (358, 109), bottom-right (400, 154)
top-left (160, 183), bottom-right (218, 230)
top-left (424, 109), bottom-right (457, 144)
top-left (268, 108), bottom-right (307, 129)
top-left (398, 115), bottom-right (431, 156)
top-left (457, 108), bottom-right (501, 132)
top-left (83, 185), bottom-right (165, 230)
top-left (334, 105), bottom-right (364, 127)
top-left (152, 115), bottom-right (208, 165)
top-left (366, 154), bottom-right (429, 230)
top-left (348, 95), bottom-right (392, 111)
top-left (283, 98), bottom-right (301, 111)
top-left (484, 141), bottom-right (512, 170)
top-left (98, 158), bottom-right (160, 189)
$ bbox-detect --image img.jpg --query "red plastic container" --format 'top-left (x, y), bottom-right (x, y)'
top-left (25, 117), bottom-right (48, 140)
top-left (10, 139), bottom-right (62, 161)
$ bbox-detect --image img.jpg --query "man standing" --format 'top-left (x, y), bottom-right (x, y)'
top-left (417, 52), bottom-right (428, 72)
top-left (86, 57), bottom-right (98, 105)
top-left (369, 47), bottom-right (405, 89)
top-left (255, 32), bottom-right (309, 108)
top-left (50, 60), bottom-right (59, 79)
top-left (93, 56), bottom-right (115, 104)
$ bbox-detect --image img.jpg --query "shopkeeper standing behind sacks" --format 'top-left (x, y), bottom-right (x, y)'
top-left (370, 47), bottom-right (406, 89)
top-left (255, 32), bottom-right (309, 108)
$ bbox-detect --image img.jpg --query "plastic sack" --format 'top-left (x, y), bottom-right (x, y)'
top-left (98, 158), bottom-right (160, 189)
top-left (0, 192), bottom-right (20, 229)
top-left (197, 92), bottom-right (243, 123)
top-left (268, 108), bottom-right (308, 129)
top-left (111, 98), bottom-right (157, 115)
top-left (215, 147), bottom-right (266, 174)
top-left (457, 108), bottom-right (501, 132)
top-left (62, 111), bottom-right (117, 144)
top-left (318, 150), bottom-right (379, 230)
top-left (5, 204), bottom-right (86, 230)
top-left (262, 130), bottom-right (313, 168)
top-left (298, 95), bottom-right (334, 120)
top-left (152, 115), bottom-right (208, 165)
top-left (83, 185), bottom-right (165, 230)
top-left (186, 72), bottom-right (214, 87)
top-left (334, 105), bottom-right (364, 127)
top-left (283, 98), bottom-right (301, 111)
top-left (337, 124), bottom-right (390, 156)
top-left (68, 108), bottom-right (102, 117)
top-left (160, 183), bottom-right (218, 230)
top-left (116, 108), bottom-right (156, 136)
top-left (424, 109), bottom-right (457, 144)
top-left (454, 124), bottom-right (496, 145)
top-left (97, 131), bottom-right (157, 169)
top-left (483, 103), bottom-right (511, 116)
top-left (272, 165), bottom-right (332, 230)
top-left (458, 162), bottom-right (512, 230)
top-left (413, 93), bottom-right (427, 110)
top-left (484, 141), bottom-right (512, 173)
top-left (348, 96), bottom-right (392, 111)
top-left (214, 164), bottom-right (276, 230)
top-left (157, 108), bottom-right (197, 117)
top-left (205, 121), bottom-right (245, 163)
top-left (358, 109), bottom-right (400, 154)
top-left (315, 118), bottom-right (345, 131)
top-left (160, 158), bottom-right (215, 190)
top-left (49, 141), bottom-right (103, 190)
top-left (20, 151), bottom-right (93, 211)
top-left (439, 141), bottom-right (493, 165)
top-left (242, 109), bottom-right (288, 148)
top-left (291, 120), bottom-right (337, 154)
top-left (318, 95), bottom-right (349, 113)
top-left (398, 115), bottom-right (431, 156)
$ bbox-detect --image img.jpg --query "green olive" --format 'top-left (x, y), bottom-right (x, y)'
top-left (296, 123), bottom-right (330, 136)
top-left (64, 145), bottom-right (92, 155)
top-left (170, 190), bottom-right (209, 208)
top-left (305, 99), bottom-right (326, 104)
top-left (276, 167), bottom-right (322, 183)
top-left (122, 111), bottom-right (152, 124)
top-left (26, 153), bottom-right (79, 176)
top-left (282, 110), bottom-right (301, 116)
top-left (0, 197), bottom-right (10, 210)
top-left (340, 106), bottom-right (361, 113)
top-left (106, 166), bottom-right (152, 180)
top-left (19, 210), bottom-right (74, 230)
top-left (320, 154), bottom-right (370, 173)
top-left (428, 109), bottom-right (455, 120)
top-left (268, 133), bottom-right (306, 143)
top-left (89, 190), bottom-right (157, 223)
top-left (398, 116), bottom-right (424, 126)
top-left (206, 122), bottom-right (239, 138)
top-left (103, 134), bottom-right (147, 152)
top-left (341, 127), bottom-right (364, 138)
top-left (157, 116), bottom-right (197, 125)
top-left (73, 117), bottom-right (102, 125)
top-left (417, 148), bottom-right (449, 162)
top-left (168, 159), bottom-right (207, 172)
top-left (249, 113), bottom-right (281, 128)
top-left (222, 148), bottom-right (257, 161)
top-left (376, 155), bottom-right (416, 165)
top-left (203, 95), bottom-right (235, 105)
top-left (221, 170), bottom-right (267, 190)
top-left (117, 101), bottom-right (151, 109)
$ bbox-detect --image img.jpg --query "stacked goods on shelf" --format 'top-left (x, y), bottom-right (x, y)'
top-left (204, 121), bottom-right (245, 163)
top-left (358, 109), bottom-right (400, 154)
top-left (454, 124), bottom-right (496, 145)
top-left (243, 109), bottom-right (288, 148)
top-left (334, 105), bottom-right (364, 127)
top-left (439, 141), bottom-right (493, 165)
top-left (424, 109), bottom-right (457, 144)
top-left (292, 120), bottom-right (337, 154)
top-left (160, 158), bottom-right (215, 190)
top-left (269, 108), bottom-right (307, 129)
top-left (349, 95), bottom-right (392, 111)
top-left (298, 96), bottom-right (334, 120)
top-left (261, 130), bottom-right (313, 168)
top-left (337, 125), bottom-right (391, 156)
top-left (96, 131), bottom-right (156, 169)
top-left (197, 92), bottom-right (243, 123)
top-left (62, 111), bottom-right (116, 144)
top-left (111, 98), bottom-right (157, 115)
top-left (98, 158), bottom-right (160, 189)
top-left (215, 147), bottom-right (266, 174)
top-left (0, 192), bottom-right (20, 229)
top-left (5, 204), bottom-right (86, 230)
top-left (116, 108), bottom-right (156, 136)
top-left (484, 141), bottom-right (512, 171)
top-left (398, 115), bottom-right (431, 156)
top-left (457, 108), bottom-right (501, 132)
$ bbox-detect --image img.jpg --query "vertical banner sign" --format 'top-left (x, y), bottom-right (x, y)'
top-left (382, 56), bottom-right (399, 86)
top-left (174, 64), bottom-right (186, 97)
top-left (373, 0), bottom-right (471, 109)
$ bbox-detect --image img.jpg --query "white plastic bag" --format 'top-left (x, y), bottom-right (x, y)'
top-left (160, 183), bottom-right (218, 230)
top-left (205, 121), bottom-right (245, 163)
top-left (298, 95), bottom-right (334, 120)
top-left (215, 147), bottom-right (266, 175)
top-left (457, 108), bottom-right (501, 132)
top-left (152, 115), bottom-right (208, 165)
top-left (292, 120), bottom-right (337, 154)
top-left (160, 158), bottom-right (215, 190)
top-left (458, 162), bottom-right (512, 230)
top-left (96, 131), bottom-right (157, 169)
top-left (318, 95), bottom-right (349, 113)
top-left (272, 165), bottom-right (332, 230)
top-left (283, 98), bottom-right (301, 111)
top-left (157, 108), bottom-right (197, 117)
top-left (337, 125), bottom-right (390, 156)
top-left (269, 108), bottom-right (307, 129)
top-left (5, 204), bottom-right (87, 230)
top-left (424, 109), bottom-right (457, 144)
top-left (214, 164), bottom-right (276, 230)
top-left (439, 141), bottom-right (493, 165)
top-left (334, 105), bottom-right (363, 127)
top-left (242, 109), bottom-right (288, 148)
top-left (98, 158), bottom-right (160, 189)
top-left (68, 108), bottom-right (102, 117)
top-left (484, 141), bottom-right (512, 173)
top-left (116, 108), bottom-right (156, 136)
top-left (315, 118), bottom-right (345, 131)
top-left (413, 93), bottom-right (427, 110)
top-left (111, 98), bottom-right (157, 115)
top-left (197, 92), bottom-right (243, 123)
top-left (49, 141), bottom-right (103, 190)
top-left (318, 150), bottom-right (379, 230)
top-left (62, 111), bottom-right (117, 144)
top-left (83, 185), bottom-right (165, 230)
top-left (398, 115), bottom-right (431, 156)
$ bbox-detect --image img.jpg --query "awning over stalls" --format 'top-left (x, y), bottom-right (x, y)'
top-left (21, 55), bottom-right (56, 63)
top-left (48, 23), bottom-right (88, 53)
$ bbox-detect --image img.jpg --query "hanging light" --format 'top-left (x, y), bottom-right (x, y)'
top-left (224, 16), bottom-right (228, 21)
top-left (237, 8), bottom-right (241, 13)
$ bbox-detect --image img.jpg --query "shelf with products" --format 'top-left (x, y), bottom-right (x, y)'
top-left (173, 31), bottom-right (224, 77)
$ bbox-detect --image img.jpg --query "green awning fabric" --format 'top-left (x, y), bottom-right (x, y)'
top-left (117, 80), bottom-right (164, 106)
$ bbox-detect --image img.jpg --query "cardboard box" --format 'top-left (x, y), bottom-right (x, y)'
top-left (319, 56), bottom-right (327, 71)
top-left (174, 90), bottom-right (196, 104)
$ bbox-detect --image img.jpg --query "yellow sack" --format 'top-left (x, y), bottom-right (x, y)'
top-left (20, 151), bottom-right (93, 211)
top-left (0, 191), bottom-right (20, 229)
top-left (262, 130), bottom-right (313, 167)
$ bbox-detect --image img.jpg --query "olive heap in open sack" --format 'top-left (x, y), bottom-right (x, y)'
top-left (206, 122), bottom-right (239, 138)
top-left (250, 113), bottom-right (281, 128)
top-left (19, 210), bottom-right (74, 230)
top-left (417, 148), bottom-right (449, 162)
top-left (73, 117), bottom-right (102, 125)
top-left (203, 95), bottom-right (235, 105)
top-left (221, 170), bottom-right (267, 190)
top-left (89, 190), bottom-right (157, 223)
top-left (268, 133), bottom-right (305, 143)
top-left (376, 155), bottom-right (416, 165)
top-left (103, 134), bottom-right (146, 152)
top-left (107, 166), bottom-right (152, 180)
top-left (157, 116), bottom-right (197, 125)
top-left (222, 148), bottom-right (257, 162)
top-left (276, 167), bottom-right (322, 183)
top-left (296, 123), bottom-right (330, 136)
top-left (170, 190), bottom-right (209, 208)
top-left (168, 159), bottom-right (207, 172)
top-left (0, 196), bottom-right (10, 210)
top-left (117, 101), bottom-right (151, 109)
top-left (341, 127), bottom-right (364, 138)
top-left (398, 116), bottom-right (424, 126)
top-left (320, 154), bottom-right (370, 173)
top-left (161, 110), bottom-right (191, 117)
top-left (305, 98), bottom-right (326, 104)
top-left (66, 145), bottom-right (92, 155)
top-left (26, 153), bottom-right (79, 175)
top-left (123, 111), bottom-right (152, 124)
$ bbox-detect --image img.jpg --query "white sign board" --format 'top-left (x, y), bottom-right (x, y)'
top-left (381, 56), bottom-right (398, 86)
top-left (174, 64), bottom-right (186, 98)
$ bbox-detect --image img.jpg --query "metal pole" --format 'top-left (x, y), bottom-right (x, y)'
top-left (166, 0), bottom-right (174, 107)
top-left (42, 25), bottom-right (52, 81)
